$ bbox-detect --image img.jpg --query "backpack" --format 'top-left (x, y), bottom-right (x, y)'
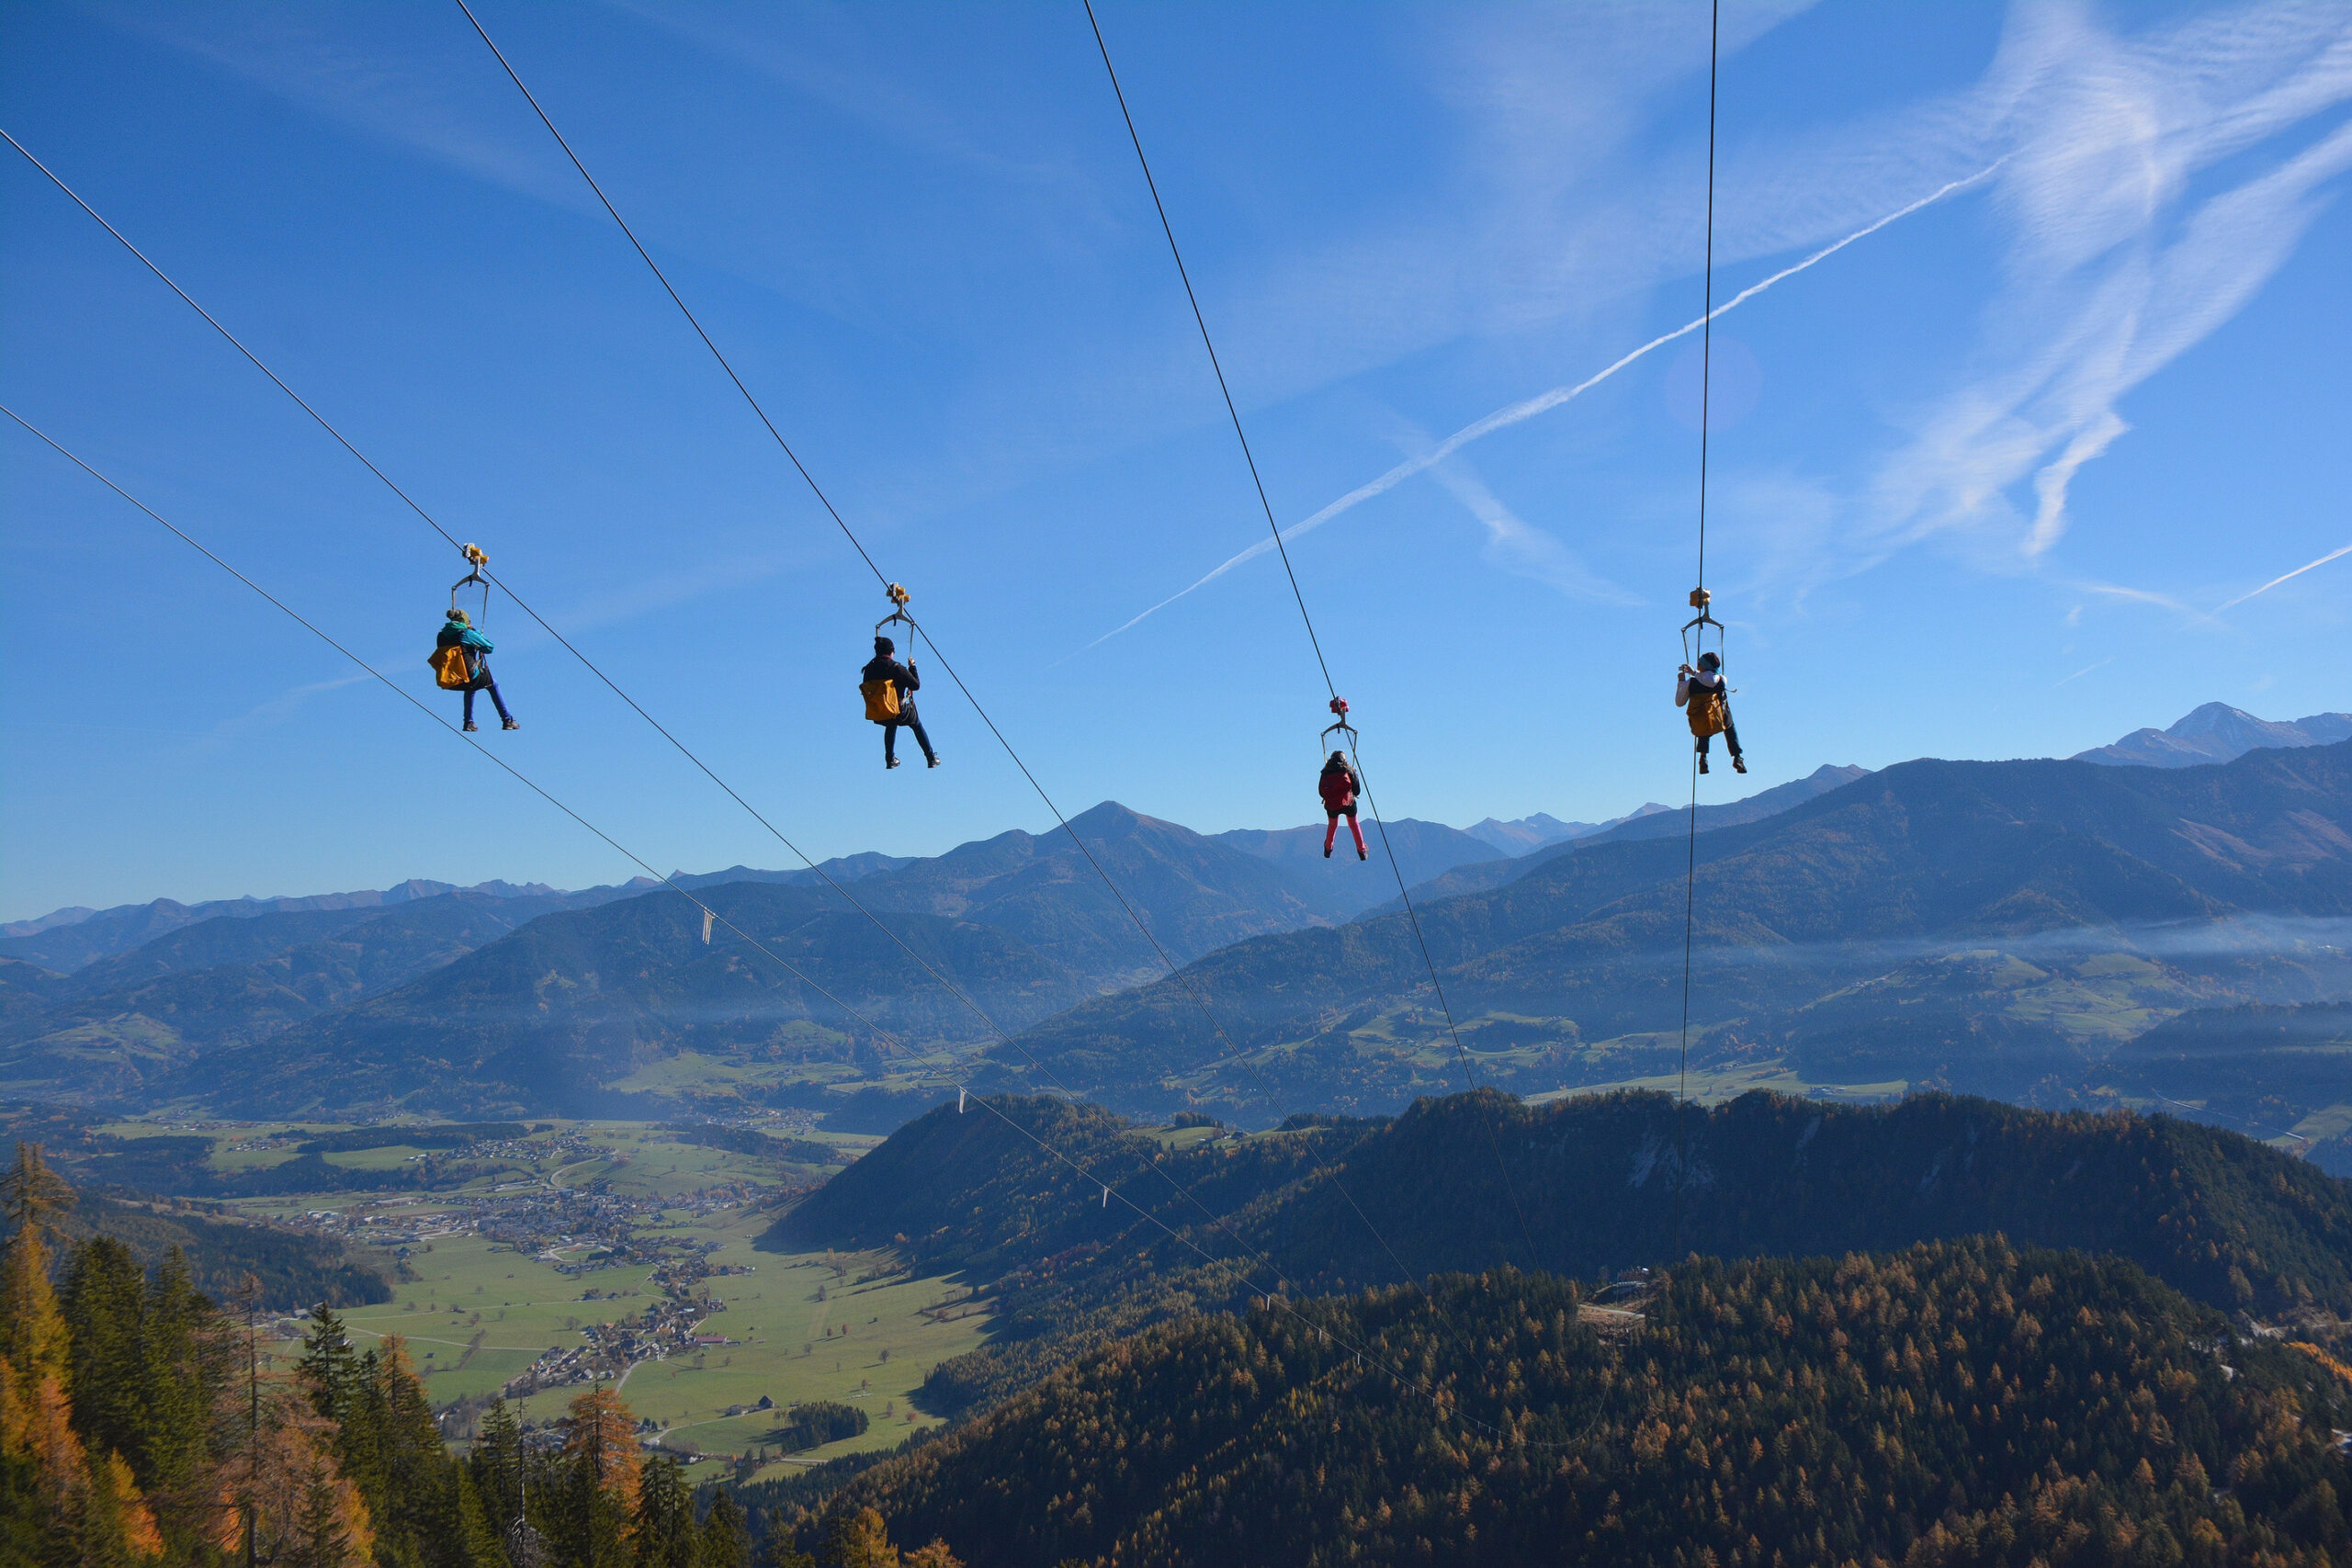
top-left (1685, 686), bottom-right (1726, 739)
top-left (860, 678), bottom-right (900, 724)
top-left (430, 644), bottom-right (473, 691)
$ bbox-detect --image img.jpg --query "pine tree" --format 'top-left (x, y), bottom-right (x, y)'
top-left (59, 1236), bottom-right (145, 1471)
top-left (454, 1465), bottom-right (513, 1568)
top-left (756, 1528), bottom-right (817, 1568)
top-left (136, 1246), bottom-right (224, 1528)
top-left (470, 1397), bottom-right (524, 1533)
top-left (54, 1236), bottom-right (227, 1555)
top-left (297, 1303), bottom-right (357, 1422)
top-left (701, 1488), bottom-right (751, 1568)
top-left (632, 1453), bottom-right (699, 1567)
top-left (292, 1452), bottom-right (359, 1568)
top-left (332, 1335), bottom-right (459, 1564)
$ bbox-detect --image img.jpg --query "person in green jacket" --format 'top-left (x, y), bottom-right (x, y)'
top-left (437, 609), bottom-right (517, 731)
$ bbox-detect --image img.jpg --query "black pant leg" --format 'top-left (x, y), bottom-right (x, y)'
top-left (907, 715), bottom-right (935, 764)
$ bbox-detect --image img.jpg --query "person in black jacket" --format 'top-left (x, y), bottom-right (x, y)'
top-left (862, 636), bottom-right (937, 769)
top-left (1675, 649), bottom-right (1744, 774)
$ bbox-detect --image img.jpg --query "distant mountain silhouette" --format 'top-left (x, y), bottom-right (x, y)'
top-left (0, 889), bottom-right (633, 1103)
top-left (1408, 764), bottom-right (1871, 907)
top-left (987, 743), bottom-right (2352, 1120)
top-left (0, 875), bottom-right (643, 971)
top-left (1460, 811), bottom-right (1611, 853)
top-left (1212, 818), bottom-right (1498, 918)
top-left (2075, 701), bottom-right (2352, 768)
top-left (161, 804), bottom-right (1347, 1117)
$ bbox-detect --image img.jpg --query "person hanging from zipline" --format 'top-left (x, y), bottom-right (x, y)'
top-left (432, 607), bottom-right (517, 732)
top-left (1319, 750), bottom-right (1367, 860)
top-left (1676, 649), bottom-right (1743, 773)
top-left (860, 634), bottom-right (937, 770)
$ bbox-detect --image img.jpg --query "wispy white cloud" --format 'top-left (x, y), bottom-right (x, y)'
top-left (1423, 462), bottom-right (1642, 607)
top-left (1087, 164), bottom-right (1997, 647)
top-left (199, 671), bottom-right (375, 749)
top-left (1860, 2), bottom-right (2352, 565)
top-left (2065, 578), bottom-right (2222, 627)
top-left (97, 4), bottom-right (586, 210)
top-left (2053, 655), bottom-right (2114, 685)
top-left (602, 0), bottom-right (1081, 190)
top-left (2213, 541), bottom-right (2352, 612)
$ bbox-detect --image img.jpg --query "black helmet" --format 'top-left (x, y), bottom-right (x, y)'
top-left (1697, 650), bottom-right (1720, 671)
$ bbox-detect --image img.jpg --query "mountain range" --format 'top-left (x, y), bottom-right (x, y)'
top-left (4, 706), bottom-right (2348, 1131)
top-left (2074, 701), bottom-right (2352, 768)
top-left (0, 875), bottom-right (621, 972)
top-left (982, 739), bottom-right (2352, 1123)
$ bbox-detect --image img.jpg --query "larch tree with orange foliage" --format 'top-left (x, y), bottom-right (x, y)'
top-left (557, 1382), bottom-right (644, 1567)
top-left (209, 1382), bottom-right (372, 1564)
top-left (0, 1142), bottom-right (163, 1564)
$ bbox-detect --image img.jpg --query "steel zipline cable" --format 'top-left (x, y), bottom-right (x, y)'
top-left (1080, 0), bottom-right (1542, 1267)
top-left (445, 0), bottom-right (1424, 1289)
top-left (0, 401), bottom-right (1560, 1450)
top-left (1675, 0), bottom-right (1724, 1256)
top-left (0, 113), bottom-right (1420, 1290)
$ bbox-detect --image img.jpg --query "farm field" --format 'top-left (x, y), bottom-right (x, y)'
top-left (173, 1116), bottom-right (995, 1483)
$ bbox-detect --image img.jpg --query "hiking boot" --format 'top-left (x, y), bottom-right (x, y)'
top-left (927, 755), bottom-right (941, 768)
top-left (1357, 848), bottom-right (1368, 861)
top-left (503, 717), bottom-right (520, 730)
top-left (1698, 756), bottom-right (1710, 774)
top-left (463, 720), bottom-right (479, 732)
top-left (1323, 845), bottom-right (1332, 859)
top-left (1732, 756), bottom-right (1747, 773)
top-left (888, 757), bottom-right (901, 769)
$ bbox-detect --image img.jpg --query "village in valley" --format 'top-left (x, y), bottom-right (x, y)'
top-left (166, 1112), bottom-right (994, 1484)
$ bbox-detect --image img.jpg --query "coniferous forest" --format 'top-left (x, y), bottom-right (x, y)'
top-left (13, 1102), bottom-right (2352, 1566)
top-left (0, 1143), bottom-right (785, 1568)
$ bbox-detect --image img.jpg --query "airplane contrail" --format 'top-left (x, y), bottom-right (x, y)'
top-left (1087, 162), bottom-right (2005, 649)
top-left (2213, 542), bottom-right (2352, 614)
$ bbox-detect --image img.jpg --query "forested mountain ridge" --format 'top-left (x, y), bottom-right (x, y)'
top-left (809, 1240), bottom-right (2352, 1567)
top-left (989, 741), bottom-right (2352, 1118)
top-left (781, 1089), bottom-right (2352, 1334)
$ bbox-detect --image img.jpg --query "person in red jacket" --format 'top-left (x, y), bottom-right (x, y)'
top-left (1319, 751), bottom-right (1367, 860)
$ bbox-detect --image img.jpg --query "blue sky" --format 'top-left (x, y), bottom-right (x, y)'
top-left (4, 0), bottom-right (2348, 921)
